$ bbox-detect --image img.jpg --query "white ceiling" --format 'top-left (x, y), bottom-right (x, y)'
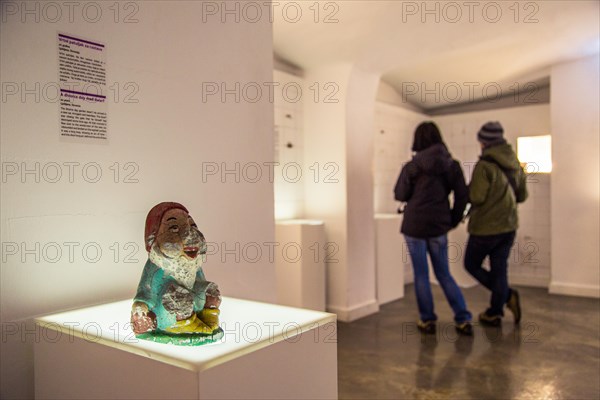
top-left (274, 0), bottom-right (599, 111)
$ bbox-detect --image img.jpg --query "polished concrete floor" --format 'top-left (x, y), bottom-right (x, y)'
top-left (338, 285), bottom-right (600, 399)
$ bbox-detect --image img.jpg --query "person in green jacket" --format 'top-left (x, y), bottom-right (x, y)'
top-left (465, 121), bottom-right (528, 326)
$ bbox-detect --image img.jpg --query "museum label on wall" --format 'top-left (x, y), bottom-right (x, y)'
top-left (58, 33), bottom-right (107, 141)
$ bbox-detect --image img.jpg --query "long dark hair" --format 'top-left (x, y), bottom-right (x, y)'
top-left (412, 122), bottom-right (444, 152)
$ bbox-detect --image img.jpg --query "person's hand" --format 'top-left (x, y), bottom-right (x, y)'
top-left (131, 301), bottom-right (157, 334)
top-left (204, 283), bottom-right (222, 309)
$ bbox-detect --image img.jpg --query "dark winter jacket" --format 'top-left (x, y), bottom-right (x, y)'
top-left (468, 142), bottom-right (528, 235)
top-left (394, 143), bottom-right (468, 238)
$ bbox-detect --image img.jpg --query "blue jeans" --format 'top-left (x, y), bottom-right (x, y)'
top-left (464, 231), bottom-right (516, 316)
top-left (404, 234), bottom-right (472, 324)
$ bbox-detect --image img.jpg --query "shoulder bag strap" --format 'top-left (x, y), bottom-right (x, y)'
top-left (480, 155), bottom-right (518, 194)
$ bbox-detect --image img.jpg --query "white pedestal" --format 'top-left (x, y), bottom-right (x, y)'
top-left (34, 298), bottom-right (337, 399)
top-left (275, 220), bottom-right (326, 311)
top-left (375, 214), bottom-right (406, 305)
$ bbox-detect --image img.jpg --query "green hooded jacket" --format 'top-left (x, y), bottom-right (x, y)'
top-left (468, 142), bottom-right (528, 236)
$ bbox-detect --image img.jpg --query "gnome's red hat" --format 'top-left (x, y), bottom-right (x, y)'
top-left (144, 202), bottom-right (188, 252)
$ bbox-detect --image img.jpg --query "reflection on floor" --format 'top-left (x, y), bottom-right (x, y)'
top-left (338, 285), bottom-right (600, 399)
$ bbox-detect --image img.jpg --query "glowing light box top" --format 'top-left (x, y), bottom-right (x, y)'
top-left (35, 297), bottom-right (336, 372)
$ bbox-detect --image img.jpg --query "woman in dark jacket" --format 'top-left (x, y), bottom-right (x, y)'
top-left (394, 122), bottom-right (472, 335)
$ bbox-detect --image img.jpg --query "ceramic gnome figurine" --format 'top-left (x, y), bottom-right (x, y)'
top-left (131, 202), bottom-right (224, 345)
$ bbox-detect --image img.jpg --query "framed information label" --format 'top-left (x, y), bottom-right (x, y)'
top-left (58, 33), bottom-right (107, 141)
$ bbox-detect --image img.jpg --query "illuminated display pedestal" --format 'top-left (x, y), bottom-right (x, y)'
top-left (34, 298), bottom-right (337, 400)
top-left (375, 214), bottom-right (406, 305)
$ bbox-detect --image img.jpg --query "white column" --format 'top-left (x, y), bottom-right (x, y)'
top-left (550, 53), bottom-right (600, 298)
top-left (303, 65), bottom-right (381, 320)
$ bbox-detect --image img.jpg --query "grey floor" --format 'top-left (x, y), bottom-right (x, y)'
top-left (338, 285), bottom-right (600, 399)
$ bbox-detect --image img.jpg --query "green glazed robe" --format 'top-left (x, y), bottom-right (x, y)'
top-left (134, 259), bottom-right (212, 331)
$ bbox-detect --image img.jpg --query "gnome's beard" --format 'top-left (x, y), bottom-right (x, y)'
top-left (149, 244), bottom-right (202, 290)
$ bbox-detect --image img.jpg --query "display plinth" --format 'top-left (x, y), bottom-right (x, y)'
top-left (375, 214), bottom-right (406, 305)
top-left (34, 297), bottom-right (337, 399)
top-left (275, 220), bottom-right (326, 311)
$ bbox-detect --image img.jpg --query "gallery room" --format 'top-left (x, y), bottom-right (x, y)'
top-left (1, 1), bottom-right (599, 399)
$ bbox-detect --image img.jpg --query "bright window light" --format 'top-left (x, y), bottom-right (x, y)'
top-left (517, 135), bottom-right (552, 173)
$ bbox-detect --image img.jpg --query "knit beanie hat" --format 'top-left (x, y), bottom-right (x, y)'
top-left (144, 202), bottom-right (188, 252)
top-left (477, 121), bottom-right (505, 146)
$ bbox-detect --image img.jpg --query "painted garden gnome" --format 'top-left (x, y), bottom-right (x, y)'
top-left (131, 202), bottom-right (223, 345)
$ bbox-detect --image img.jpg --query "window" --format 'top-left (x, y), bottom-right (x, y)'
top-left (517, 135), bottom-right (552, 173)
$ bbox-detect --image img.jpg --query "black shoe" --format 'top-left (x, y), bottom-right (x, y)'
top-left (417, 320), bottom-right (436, 334)
top-left (455, 322), bottom-right (473, 336)
top-left (507, 289), bottom-right (522, 324)
top-left (478, 312), bottom-right (501, 327)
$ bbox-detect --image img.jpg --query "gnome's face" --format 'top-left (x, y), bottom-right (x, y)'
top-left (154, 208), bottom-right (206, 264)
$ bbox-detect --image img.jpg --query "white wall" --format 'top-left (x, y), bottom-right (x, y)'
top-left (0, 3), bottom-right (275, 398)
top-left (273, 69), bottom-right (304, 220)
top-left (550, 53), bottom-right (600, 298)
top-left (373, 102), bottom-right (426, 214)
top-left (375, 80), bottom-right (424, 113)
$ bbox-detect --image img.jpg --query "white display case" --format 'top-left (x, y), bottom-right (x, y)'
top-left (34, 297), bottom-right (337, 399)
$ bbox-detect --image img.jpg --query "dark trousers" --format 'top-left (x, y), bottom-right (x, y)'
top-left (464, 231), bottom-right (516, 316)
